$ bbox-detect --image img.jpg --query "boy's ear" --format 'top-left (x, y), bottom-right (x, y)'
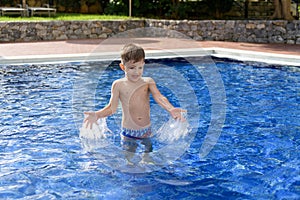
top-left (119, 63), bottom-right (125, 71)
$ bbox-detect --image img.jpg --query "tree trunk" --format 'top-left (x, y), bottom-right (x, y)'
top-left (22, 0), bottom-right (26, 8)
top-left (215, 8), bottom-right (222, 19)
top-left (271, 0), bottom-right (294, 20)
top-left (245, 0), bottom-right (249, 19)
top-left (172, 0), bottom-right (180, 5)
top-left (80, 0), bottom-right (88, 13)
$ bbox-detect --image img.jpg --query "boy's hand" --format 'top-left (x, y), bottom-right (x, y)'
top-left (170, 108), bottom-right (187, 122)
top-left (83, 111), bottom-right (98, 129)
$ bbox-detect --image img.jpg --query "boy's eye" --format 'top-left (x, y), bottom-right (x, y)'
top-left (127, 65), bottom-right (143, 70)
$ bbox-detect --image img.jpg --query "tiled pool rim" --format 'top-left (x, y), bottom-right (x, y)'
top-left (1, 47), bottom-right (300, 67)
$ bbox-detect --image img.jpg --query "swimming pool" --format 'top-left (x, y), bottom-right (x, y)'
top-left (0, 56), bottom-right (299, 199)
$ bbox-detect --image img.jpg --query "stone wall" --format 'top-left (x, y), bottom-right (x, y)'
top-left (147, 20), bottom-right (300, 44)
top-left (0, 19), bottom-right (299, 44)
top-left (0, 20), bottom-right (145, 42)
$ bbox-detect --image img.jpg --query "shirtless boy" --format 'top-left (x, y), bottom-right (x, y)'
top-left (84, 43), bottom-right (185, 163)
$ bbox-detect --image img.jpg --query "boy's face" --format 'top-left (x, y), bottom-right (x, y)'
top-left (120, 59), bottom-right (145, 82)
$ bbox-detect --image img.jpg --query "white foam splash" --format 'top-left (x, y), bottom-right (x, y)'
top-left (156, 112), bottom-right (190, 143)
top-left (79, 116), bottom-right (112, 151)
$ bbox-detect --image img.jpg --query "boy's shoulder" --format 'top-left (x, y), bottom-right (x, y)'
top-left (111, 78), bottom-right (126, 89)
top-left (112, 77), bottom-right (155, 88)
top-left (142, 77), bottom-right (155, 83)
top-left (113, 77), bottom-right (155, 83)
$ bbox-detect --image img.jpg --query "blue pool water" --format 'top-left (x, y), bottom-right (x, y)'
top-left (0, 57), bottom-right (299, 199)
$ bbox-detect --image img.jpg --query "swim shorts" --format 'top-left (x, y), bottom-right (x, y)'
top-left (121, 126), bottom-right (152, 139)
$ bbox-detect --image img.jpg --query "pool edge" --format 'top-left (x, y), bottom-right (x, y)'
top-left (0, 48), bottom-right (299, 66)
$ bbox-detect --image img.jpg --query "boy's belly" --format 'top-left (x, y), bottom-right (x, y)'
top-left (122, 114), bottom-right (151, 130)
top-left (122, 102), bottom-right (150, 129)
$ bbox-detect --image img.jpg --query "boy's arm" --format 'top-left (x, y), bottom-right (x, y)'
top-left (95, 80), bottom-right (120, 118)
top-left (148, 78), bottom-right (186, 121)
top-left (84, 81), bottom-right (120, 128)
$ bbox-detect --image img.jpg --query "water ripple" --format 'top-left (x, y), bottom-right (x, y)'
top-left (0, 59), bottom-right (299, 199)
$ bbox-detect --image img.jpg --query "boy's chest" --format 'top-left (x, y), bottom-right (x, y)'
top-left (120, 82), bottom-right (150, 100)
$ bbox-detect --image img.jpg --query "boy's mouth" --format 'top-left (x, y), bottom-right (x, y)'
top-left (131, 75), bottom-right (140, 79)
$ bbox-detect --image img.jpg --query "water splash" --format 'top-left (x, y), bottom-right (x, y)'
top-left (79, 116), bottom-right (113, 151)
top-left (79, 113), bottom-right (192, 173)
top-left (156, 112), bottom-right (190, 143)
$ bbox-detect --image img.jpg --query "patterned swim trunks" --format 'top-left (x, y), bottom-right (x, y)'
top-left (121, 126), bottom-right (152, 139)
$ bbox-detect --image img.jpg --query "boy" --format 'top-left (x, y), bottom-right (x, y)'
top-left (84, 43), bottom-right (185, 164)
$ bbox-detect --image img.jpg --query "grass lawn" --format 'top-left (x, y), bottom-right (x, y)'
top-left (0, 13), bottom-right (140, 21)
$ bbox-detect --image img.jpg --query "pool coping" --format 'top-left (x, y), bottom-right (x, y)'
top-left (1, 47), bottom-right (300, 66)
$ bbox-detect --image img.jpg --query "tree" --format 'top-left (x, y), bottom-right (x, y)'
top-left (22, 0), bottom-right (26, 8)
top-left (170, 0), bottom-right (180, 18)
top-left (271, 0), bottom-right (294, 20)
top-left (203, 0), bottom-right (234, 19)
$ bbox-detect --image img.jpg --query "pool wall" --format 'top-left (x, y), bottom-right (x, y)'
top-left (0, 19), bottom-right (299, 44)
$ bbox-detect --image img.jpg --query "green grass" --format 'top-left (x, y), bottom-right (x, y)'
top-left (0, 13), bottom-right (140, 21)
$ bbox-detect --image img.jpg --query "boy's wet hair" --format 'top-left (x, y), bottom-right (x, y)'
top-left (121, 43), bottom-right (145, 64)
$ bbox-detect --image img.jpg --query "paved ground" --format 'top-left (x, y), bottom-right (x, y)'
top-left (199, 41), bottom-right (300, 56)
top-left (0, 39), bottom-right (299, 57)
top-left (0, 38), bottom-right (300, 66)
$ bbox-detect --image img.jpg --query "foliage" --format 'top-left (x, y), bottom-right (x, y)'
top-left (104, 0), bottom-right (128, 16)
top-left (202, 0), bottom-right (234, 19)
top-left (0, 0), bottom-right (290, 20)
top-left (104, 0), bottom-right (192, 19)
top-left (58, 0), bottom-right (81, 12)
top-left (0, 0), bottom-right (16, 6)
top-left (103, 0), bottom-right (234, 19)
